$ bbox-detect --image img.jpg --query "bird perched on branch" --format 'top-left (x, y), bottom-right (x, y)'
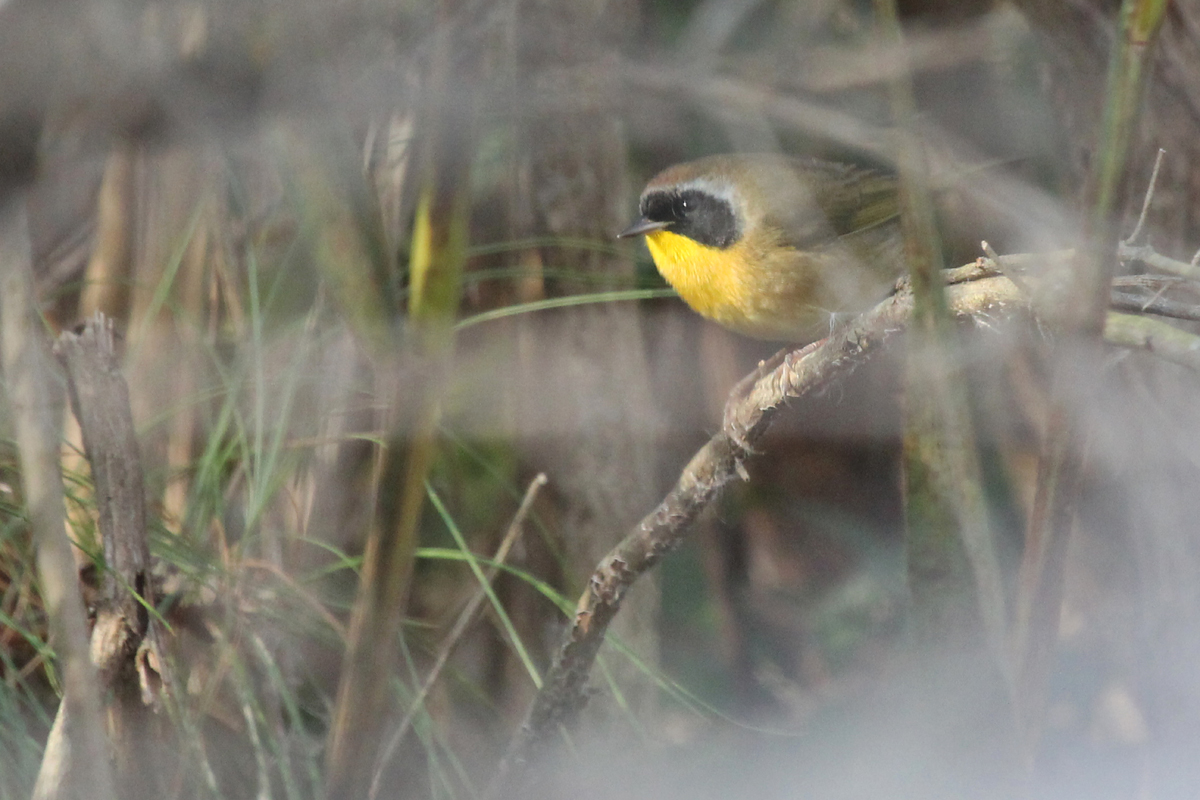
top-left (619, 153), bottom-right (904, 341)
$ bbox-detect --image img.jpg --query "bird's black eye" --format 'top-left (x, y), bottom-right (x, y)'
top-left (673, 193), bottom-right (696, 220)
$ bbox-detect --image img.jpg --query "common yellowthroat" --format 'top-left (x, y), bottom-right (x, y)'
top-left (619, 154), bottom-right (904, 341)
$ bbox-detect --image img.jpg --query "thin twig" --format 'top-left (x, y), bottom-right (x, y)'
top-left (368, 473), bottom-right (547, 800)
top-left (1123, 147), bottom-right (1165, 246)
top-left (1136, 279), bottom-right (1173, 312)
top-left (1111, 290), bottom-right (1200, 322)
top-left (1119, 241), bottom-right (1200, 280)
top-left (988, 245), bottom-right (1200, 323)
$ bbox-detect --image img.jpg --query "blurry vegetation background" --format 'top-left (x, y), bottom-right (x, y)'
top-left (1, 0), bottom-right (1199, 798)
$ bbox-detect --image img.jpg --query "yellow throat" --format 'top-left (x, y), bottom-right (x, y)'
top-left (644, 229), bottom-right (744, 324)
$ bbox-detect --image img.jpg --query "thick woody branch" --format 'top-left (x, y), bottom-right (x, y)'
top-left (494, 255), bottom-right (1200, 790)
top-left (1103, 311), bottom-right (1200, 370)
top-left (494, 262), bottom-right (1022, 789)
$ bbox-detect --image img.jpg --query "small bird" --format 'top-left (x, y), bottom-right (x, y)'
top-left (619, 153), bottom-right (905, 341)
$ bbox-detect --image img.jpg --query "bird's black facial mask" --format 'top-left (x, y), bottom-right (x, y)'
top-left (640, 189), bottom-right (740, 249)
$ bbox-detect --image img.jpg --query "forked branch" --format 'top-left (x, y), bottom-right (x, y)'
top-left (494, 251), bottom-right (1200, 793)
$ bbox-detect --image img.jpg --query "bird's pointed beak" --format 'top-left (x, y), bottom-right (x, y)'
top-left (617, 217), bottom-right (669, 239)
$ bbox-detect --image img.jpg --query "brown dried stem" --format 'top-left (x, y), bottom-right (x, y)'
top-left (1, 195), bottom-right (117, 800)
top-left (874, 0), bottom-right (1008, 669)
top-left (1014, 0), bottom-right (1168, 757)
top-left (368, 473), bottom-right (547, 800)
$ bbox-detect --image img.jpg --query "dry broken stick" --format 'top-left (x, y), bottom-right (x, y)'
top-left (55, 315), bottom-right (150, 676)
top-left (54, 312), bottom-right (169, 798)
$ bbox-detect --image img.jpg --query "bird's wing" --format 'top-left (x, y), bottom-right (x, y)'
top-left (809, 161), bottom-right (900, 237)
top-left (756, 157), bottom-right (900, 250)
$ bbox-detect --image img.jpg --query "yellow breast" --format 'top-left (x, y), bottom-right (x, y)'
top-left (645, 229), bottom-right (817, 339)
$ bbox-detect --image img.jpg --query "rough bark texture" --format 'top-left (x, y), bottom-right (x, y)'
top-left (493, 262), bottom-right (1027, 795)
top-left (56, 313), bottom-right (168, 800)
